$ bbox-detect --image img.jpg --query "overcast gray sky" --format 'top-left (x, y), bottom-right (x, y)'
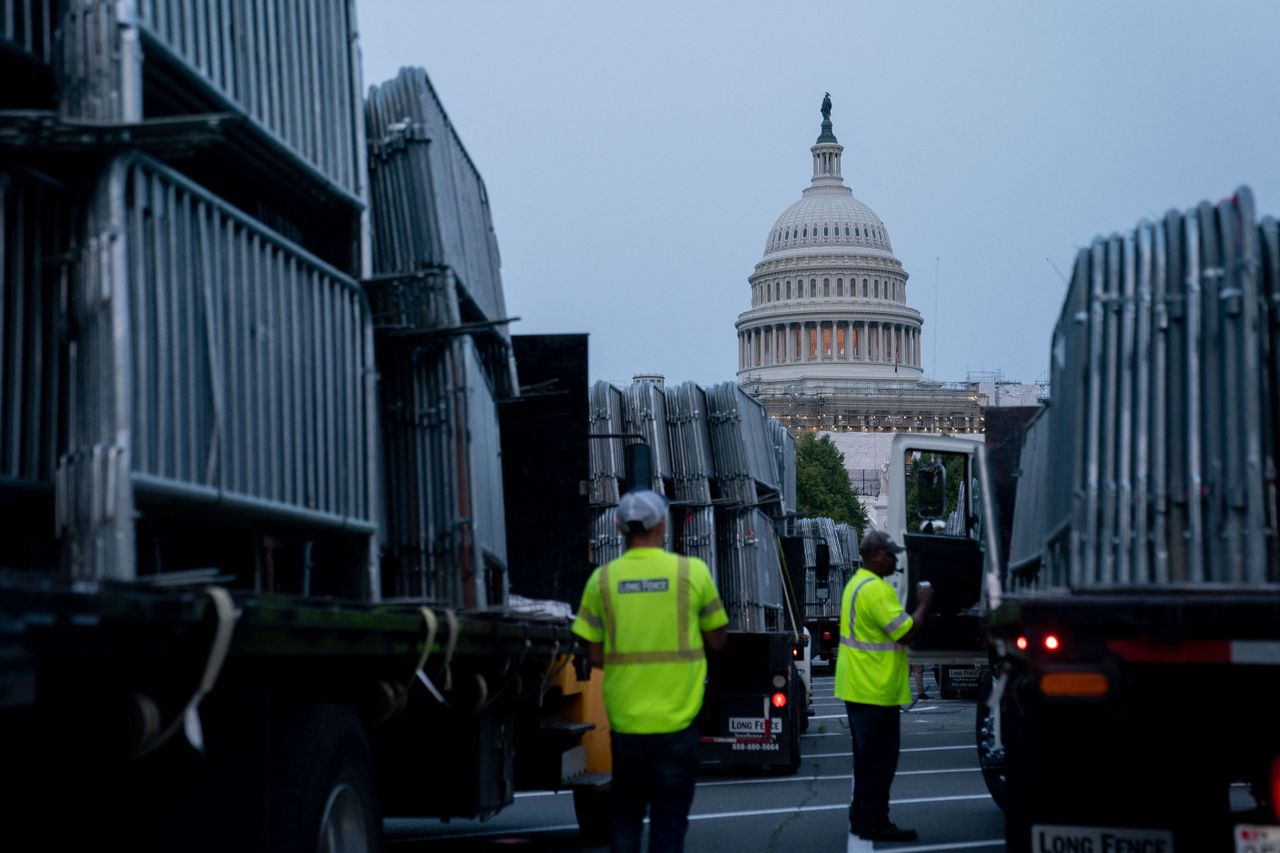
top-left (358, 1), bottom-right (1280, 387)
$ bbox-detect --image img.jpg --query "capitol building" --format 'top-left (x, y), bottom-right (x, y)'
top-left (736, 97), bottom-right (989, 436)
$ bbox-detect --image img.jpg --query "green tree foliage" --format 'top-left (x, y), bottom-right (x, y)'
top-left (795, 433), bottom-right (869, 534)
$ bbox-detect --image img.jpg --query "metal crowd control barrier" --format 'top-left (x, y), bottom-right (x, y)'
top-left (665, 380), bottom-right (716, 505)
top-left (588, 381), bottom-right (625, 506)
top-left (770, 419), bottom-right (797, 517)
top-left (380, 335), bottom-right (508, 608)
top-left (673, 504), bottom-right (717, 579)
top-left (622, 380), bottom-right (673, 496)
top-left (1007, 407), bottom-right (1050, 584)
top-left (366, 68), bottom-right (507, 328)
top-left (0, 165), bottom-right (69, 496)
top-left (58, 0), bottom-right (365, 198)
top-left (718, 508), bottom-right (786, 631)
top-left (55, 153), bottom-right (379, 584)
top-left (796, 517), bottom-right (843, 620)
top-left (834, 523), bottom-right (859, 572)
top-left (589, 506), bottom-right (624, 567)
top-left (1, 0), bottom-right (58, 65)
top-left (1011, 187), bottom-right (1279, 592)
top-left (706, 382), bottom-right (781, 509)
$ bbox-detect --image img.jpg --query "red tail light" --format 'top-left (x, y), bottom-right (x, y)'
top-left (1044, 634), bottom-right (1061, 652)
top-left (1271, 755), bottom-right (1280, 821)
top-left (822, 630), bottom-right (832, 641)
top-left (1015, 635), bottom-right (1029, 651)
top-left (771, 692), bottom-right (787, 709)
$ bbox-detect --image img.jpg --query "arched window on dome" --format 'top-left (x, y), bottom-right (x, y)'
top-left (810, 278), bottom-right (817, 298)
top-left (823, 278), bottom-right (830, 296)
top-left (862, 278), bottom-right (868, 297)
top-left (837, 278), bottom-right (843, 296)
top-left (823, 226), bottom-right (829, 236)
top-left (785, 280), bottom-right (791, 299)
top-left (802, 227), bottom-right (808, 238)
top-left (874, 279), bottom-right (880, 298)
top-left (845, 225), bottom-right (850, 237)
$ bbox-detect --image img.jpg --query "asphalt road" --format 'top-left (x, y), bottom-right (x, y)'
top-left (385, 669), bottom-right (1005, 853)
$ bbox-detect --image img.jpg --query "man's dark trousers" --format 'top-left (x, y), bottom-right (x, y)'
top-left (609, 725), bottom-right (700, 853)
top-left (845, 701), bottom-right (901, 834)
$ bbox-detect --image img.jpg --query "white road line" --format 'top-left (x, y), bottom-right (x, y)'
top-left (806, 744), bottom-right (976, 758)
top-left (688, 793), bottom-right (992, 821)
top-left (697, 768), bottom-right (980, 788)
top-left (516, 745), bottom-right (979, 796)
top-left (390, 795), bottom-right (996, 842)
top-left (811, 713), bottom-right (848, 720)
top-left (884, 841), bottom-right (1004, 852)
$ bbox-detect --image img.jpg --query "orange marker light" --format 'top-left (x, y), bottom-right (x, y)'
top-left (1044, 635), bottom-right (1061, 652)
top-left (1015, 636), bottom-right (1029, 651)
top-left (1039, 671), bottom-right (1108, 698)
top-left (771, 692), bottom-right (787, 709)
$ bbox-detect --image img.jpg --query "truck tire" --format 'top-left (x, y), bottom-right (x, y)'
top-left (270, 705), bottom-right (381, 853)
top-left (573, 784), bottom-right (612, 843)
top-left (975, 667), bottom-right (1008, 811)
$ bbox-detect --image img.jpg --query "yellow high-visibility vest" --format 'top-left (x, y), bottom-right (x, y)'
top-left (572, 547), bottom-right (728, 734)
top-left (834, 568), bottom-right (913, 706)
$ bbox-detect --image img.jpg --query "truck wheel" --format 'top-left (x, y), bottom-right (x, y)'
top-left (573, 785), bottom-right (612, 843)
top-left (271, 705), bottom-right (381, 853)
top-left (975, 667), bottom-right (1008, 811)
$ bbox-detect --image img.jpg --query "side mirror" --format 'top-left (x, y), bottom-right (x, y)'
top-left (624, 442), bottom-right (652, 493)
top-left (814, 543), bottom-right (831, 588)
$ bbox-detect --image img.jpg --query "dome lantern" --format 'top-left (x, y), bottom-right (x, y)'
top-left (811, 92), bottom-right (844, 190)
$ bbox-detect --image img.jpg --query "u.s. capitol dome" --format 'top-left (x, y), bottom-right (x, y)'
top-left (736, 97), bottom-right (924, 390)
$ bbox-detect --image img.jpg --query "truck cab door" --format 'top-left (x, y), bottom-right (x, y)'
top-left (887, 435), bottom-right (999, 653)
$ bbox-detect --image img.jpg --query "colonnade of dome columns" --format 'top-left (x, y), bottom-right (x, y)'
top-left (738, 320), bottom-right (921, 370)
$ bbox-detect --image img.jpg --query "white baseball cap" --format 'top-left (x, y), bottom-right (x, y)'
top-left (617, 490), bottom-right (667, 531)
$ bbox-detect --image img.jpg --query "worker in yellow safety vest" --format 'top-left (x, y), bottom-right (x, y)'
top-left (572, 489), bottom-right (729, 853)
top-left (836, 529), bottom-right (933, 844)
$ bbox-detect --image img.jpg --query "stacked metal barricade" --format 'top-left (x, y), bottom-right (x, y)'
top-left (1009, 188), bottom-right (1280, 591)
top-left (365, 68), bottom-right (516, 608)
top-left (705, 382), bottom-right (782, 508)
top-left (834, 523), bottom-right (860, 574)
top-left (586, 377), bottom-right (795, 631)
top-left (795, 517), bottom-right (845, 622)
top-left (770, 420), bottom-right (798, 518)
top-left (0, 0), bottom-right (381, 592)
top-left (0, 2), bottom-right (520, 609)
top-left (588, 381), bottom-right (626, 506)
top-left (0, 165), bottom-right (67, 499)
top-left (666, 381), bottom-right (716, 504)
top-left (365, 68), bottom-right (516, 399)
top-left (622, 380), bottom-right (673, 495)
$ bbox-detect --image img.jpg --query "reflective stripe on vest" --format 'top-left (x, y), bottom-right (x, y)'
top-left (841, 576), bottom-right (907, 653)
top-left (600, 556), bottom-right (703, 665)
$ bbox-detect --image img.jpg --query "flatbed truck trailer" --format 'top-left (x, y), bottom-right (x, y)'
top-left (0, 576), bottom-right (602, 850)
top-left (915, 189), bottom-right (1280, 851)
